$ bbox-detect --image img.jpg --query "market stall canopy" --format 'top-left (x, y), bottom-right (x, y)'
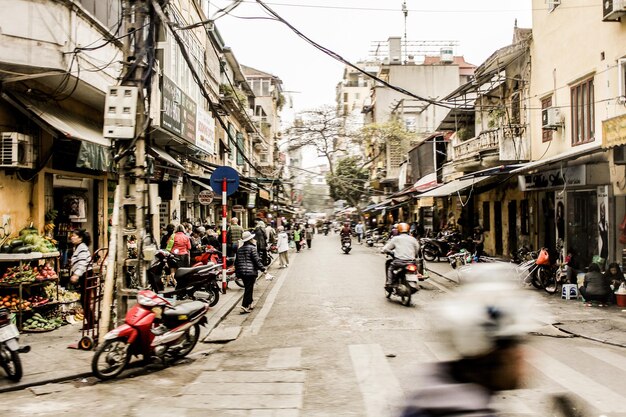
top-left (190, 177), bottom-right (213, 191)
top-left (149, 146), bottom-right (185, 170)
top-left (418, 176), bottom-right (492, 198)
top-left (7, 93), bottom-right (111, 147)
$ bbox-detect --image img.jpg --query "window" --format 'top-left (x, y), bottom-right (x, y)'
top-left (570, 77), bottom-right (595, 145)
top-left (520, 199), bottom-right (529, 235)
top-left (541, 96), bottom-right (553, 142)
top-left (343, 92), bottom-right (349, 103)
top-left (236, 132), bottom-right (245, 166)
top-left (482, 201), bottom-right (491, 231)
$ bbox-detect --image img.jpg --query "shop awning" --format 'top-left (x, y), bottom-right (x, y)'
top-left (418, 176), bottom-right (492, 198)
top-left (510, 145), bottom-right (603, 174)
top-left (459, 164), bottom-right (527, 179)
top-left (150, 146), bottom-right (185, 170)
top-left (7, 93), bottom-right (111, 147)
top-left (190, 177), bottom-right (213, 191)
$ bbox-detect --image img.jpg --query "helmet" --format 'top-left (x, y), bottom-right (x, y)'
top-left (433, 264), bottom-right (539, 359)
top-left (397, 222), bottom-right (410, 233)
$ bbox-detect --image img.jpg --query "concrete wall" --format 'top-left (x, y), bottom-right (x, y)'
top-left (529, 0), bottom-right (626, 160)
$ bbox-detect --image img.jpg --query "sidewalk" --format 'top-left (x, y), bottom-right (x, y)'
top-left (425, 260), bottom-right (626, 348)
top-left (0, 275), bottom-right (250, 393)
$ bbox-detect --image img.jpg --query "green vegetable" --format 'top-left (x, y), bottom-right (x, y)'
top-left (1, 245), bottom-right (10, 253)
top-left (12, 245), bottom-right (34, 254)
top-left (9, 239), bottom-right (24, 248)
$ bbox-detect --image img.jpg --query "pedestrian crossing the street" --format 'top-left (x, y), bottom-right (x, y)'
top-left (173, 340), bottom-right (626, 416)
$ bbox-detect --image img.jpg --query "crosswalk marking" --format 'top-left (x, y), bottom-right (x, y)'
top-left (349, 344), bottom-right (404, 417)
top-left (525, 345), bottom-right (626, 413)
top-left (577, 347), bottom-right (626, 372)
top-left (267, 347), bottom-right (302, 369)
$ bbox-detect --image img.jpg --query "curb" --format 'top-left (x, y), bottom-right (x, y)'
top-left (552, 325), bottom-right (626, 349)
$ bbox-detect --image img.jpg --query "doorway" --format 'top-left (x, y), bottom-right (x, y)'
top-left (566, 190), bottom-right (597, 269)
top-left (494, 201), bottom-right (503, 255)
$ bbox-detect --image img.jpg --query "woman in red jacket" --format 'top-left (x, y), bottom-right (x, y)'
top-left (171, 224), bottom-right (191, 267)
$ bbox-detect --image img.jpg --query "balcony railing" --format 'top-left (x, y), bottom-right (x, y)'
top-left (453, 125), bottom-right (526, 161)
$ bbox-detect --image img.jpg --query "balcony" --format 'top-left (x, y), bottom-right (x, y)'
top-left (452, 125), bottom-right (528, 171)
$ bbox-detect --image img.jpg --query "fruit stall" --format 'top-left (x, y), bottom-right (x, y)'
top-left (0, 225), bottom-right (82, 332)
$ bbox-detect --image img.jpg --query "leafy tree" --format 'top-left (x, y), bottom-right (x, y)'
top-left (326, 157), bottom-right (369, 208)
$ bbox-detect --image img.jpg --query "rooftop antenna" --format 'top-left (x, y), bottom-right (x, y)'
top-left (402, 1), bottom-right (408, 62)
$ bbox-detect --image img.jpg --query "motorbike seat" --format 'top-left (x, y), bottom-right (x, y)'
top-left (164, 300), bottom-right (206, 317)
top-left (174, 265), bottom-right (212, 280)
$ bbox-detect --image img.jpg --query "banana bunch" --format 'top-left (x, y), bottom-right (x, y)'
top-left (75, 312), bottom-right (84, 321)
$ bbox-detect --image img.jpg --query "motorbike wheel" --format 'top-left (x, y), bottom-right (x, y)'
top-left (399, 285), bottom-right (412, 307)
top-left (174, 324), bottom-right (200, 358)
top-left (543, 272), bottom-right (558, 294)
top-left (91, 338), bottom-right (130, 380)
top-left (0, 346), bottom-right (22, 382)
top-left (422, 246), bottom-right (437, 262)
top-left (533, 267), bottom-right (548, 289)
top-left (208, 287), bottom-right (220, 307)
top-left (385, 287), bottom-right (392, 298)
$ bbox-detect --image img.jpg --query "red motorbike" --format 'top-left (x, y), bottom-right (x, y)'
top-left (91, 290), bottom-right (209, 380)
top-left (193, 247), bottom-right (243, 288)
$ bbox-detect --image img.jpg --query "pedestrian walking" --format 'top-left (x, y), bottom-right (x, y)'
top-left (293, 224), bottom-right (303, 252)
top-left (265, 222), bottom-right (276, 245)
top-left (305, 224), bottom-right (314, 249)
top-left (276, 226), bottom-right (289, 267)
top-left (355, 221), bottom-right (364, 244)
top-left (170, 224), bottom-right (191, 267)
top-left (254, 220), bottom-right (269, 265)
top-left (227, 217), bottom-right (244, 256)
top-left (235, 231), bottom-right (266, 314)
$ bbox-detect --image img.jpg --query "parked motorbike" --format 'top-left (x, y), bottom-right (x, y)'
top-left (384, 254), bottom-right (427, 306)
top-left (0, 307), bottom-right (29, 382)
top-left (92, 289), bottom-right (209, 380)
top-left (341, 235), bottom-right (352, 254)
top-left (420, 232), bottom-right (464, 262)
top-left (533, 247), bottom-right (565, 294)
top-left (193, 248), bottom-right (243, 289)
top-left (148, 250), bottom-right (221, 306)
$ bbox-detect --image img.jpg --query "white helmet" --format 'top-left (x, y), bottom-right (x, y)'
top-left (434, 263), bottom-right (540, 359)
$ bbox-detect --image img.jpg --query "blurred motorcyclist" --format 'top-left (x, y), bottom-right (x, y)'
top-left (381, 222), bottom-right (420, 287)
top-left (340, 222), bottom-right (352, 238)
top-left (399, 264), bottom-right (539, 417)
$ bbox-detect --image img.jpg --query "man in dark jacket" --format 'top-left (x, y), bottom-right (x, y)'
top-left (254, 220), bottom-right (269, 265)
top-left (235, 231), bottom-right (266, 313)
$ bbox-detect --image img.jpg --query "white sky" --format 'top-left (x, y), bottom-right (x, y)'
top-left (211, 0), bottom-right (533, 115)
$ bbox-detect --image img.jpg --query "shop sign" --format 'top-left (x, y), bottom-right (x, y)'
top-left (602, 113), bottom-right (626, 148)
top-left (198, 190), bottom-right (214, 205)
top-left (259, 189), bottom-right (270, 200)
top-left (518, 165), bottom-right (586, 191)
top-left (232, 205), bottom-right (244, 212)
top-left (161, 75), bottom-right (197, 144)
top-left (196, 107), bottom-right (215, 155)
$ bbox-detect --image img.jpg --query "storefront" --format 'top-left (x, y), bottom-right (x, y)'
top-left (518, 160), bottom-right (611, 268)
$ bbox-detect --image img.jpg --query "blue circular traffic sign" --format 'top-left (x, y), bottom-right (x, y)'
top-left (210, 166), bottom-right (240, 196)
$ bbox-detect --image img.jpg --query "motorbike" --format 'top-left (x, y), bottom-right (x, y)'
top-left (341, 235), bottom-right (352, 254)
top-left (92, 289), bottom-right (209, 380)
top-left (384, 254), bottom-right (427, 306)
top-left (0, 307), bottom-right (29, 381)
top-left (148, 250), bottom-right (221, 306)
top-left (420, 231), bottom-right (464, 262)
top-left (193, 248), bottom-right (244, 289)
top-left (322, 225), bottom-right (329, 236)
top-left (533, 247), bottom-right (565, 294)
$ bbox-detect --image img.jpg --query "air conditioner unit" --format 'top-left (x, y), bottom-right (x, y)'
top-left (541, 107), bottom-right (563, 129)
top-left (603, 0), bottom-right (626, 21)
top-left (0, 132), bottom-right (35, 169)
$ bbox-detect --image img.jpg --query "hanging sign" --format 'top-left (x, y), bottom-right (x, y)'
top-left (232, 205), bottom-right (245, 212)
top-left (198, 190), bottom-right (214, 205)
top-left (518, 165), bottom-right (586, 191)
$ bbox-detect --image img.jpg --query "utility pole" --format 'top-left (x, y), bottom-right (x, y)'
top-left (100, 0), bottom-right (154, 341)
top-left (402, 1), bottom-right (408, 63)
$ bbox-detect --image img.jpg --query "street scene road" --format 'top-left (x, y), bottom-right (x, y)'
top-left (1, 234), bottom-right (625, 417)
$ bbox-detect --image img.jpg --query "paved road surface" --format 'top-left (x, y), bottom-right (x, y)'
top-left (1, 234), bottom-right (625, 417)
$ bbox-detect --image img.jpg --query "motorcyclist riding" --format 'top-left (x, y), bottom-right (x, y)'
top-left (381, 222), bottom-right (420, 288)
top-left (339, 222), bottom-right (352, 238)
